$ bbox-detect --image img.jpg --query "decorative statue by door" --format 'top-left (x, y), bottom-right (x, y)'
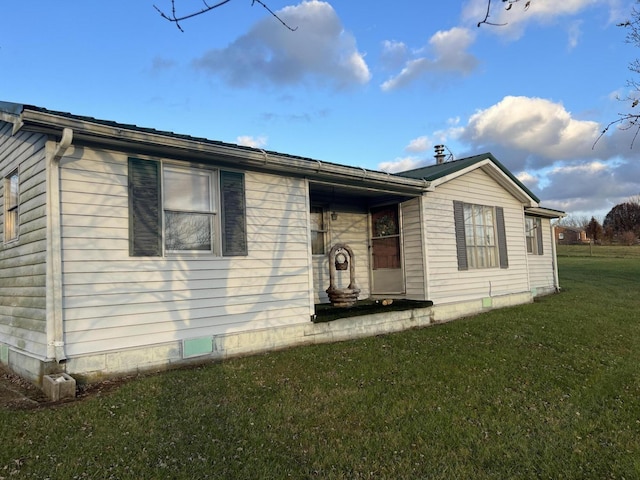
top-left (326, 243), bottom-right (360, 307)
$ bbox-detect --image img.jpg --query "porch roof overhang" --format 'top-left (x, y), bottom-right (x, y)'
top-left (3, 103), bottom-right (430, 199)
top-left (525, 206), bottom-right (566, 219)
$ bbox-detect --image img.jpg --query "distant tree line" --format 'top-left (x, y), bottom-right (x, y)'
top-left (559, 195), bottom-right (640, 246)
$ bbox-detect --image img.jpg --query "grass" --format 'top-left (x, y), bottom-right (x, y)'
top-left (556, 242), bottom-right (640, 258)
top-left (2, 249), bottom-right (640, 479)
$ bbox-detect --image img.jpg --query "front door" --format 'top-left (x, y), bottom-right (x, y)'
top-left (370, 205), bottom-right (404, 294)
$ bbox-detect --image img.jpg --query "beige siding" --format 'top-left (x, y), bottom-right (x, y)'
top-left (423, 167), bottom-right (529, 304)
top-left (527, 217), bottom-right (557, 293)
top-left (0, 122), bottom-right (48, 357)
top-left (312, 206), bottom-right (370, 303)
top-left (58, 146), bottom-right (313, 357)
top-left (401, 197), bottom-right (426, 300)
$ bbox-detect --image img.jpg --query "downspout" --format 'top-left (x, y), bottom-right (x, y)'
top-left (46, 127), bottom-right (73, 363)
top-left (550, 222), bottom-right (561, 292)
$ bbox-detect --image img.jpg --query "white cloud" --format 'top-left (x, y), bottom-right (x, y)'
top-left (379, 156), bottom-right (426, 173)
top-left (462, 96), bottom-right (601, 168)
top-left (192, 0), bottom-right (370, 89)
top-left (380, 27), bottom-right (478, 91)
top-left (380, 40), bottom-right (409, 70)
top-left (516, 170), bottom-right (540, 190)
top-left (236, 135), bottom-right (268, 148)
top-left (416, 94), bottom-right (640, 217)
top-left (405, 136), bottom-right (431, 153)
top-left (567, 20), bottom-right (583, 50)
top-left (536, 159), bottom-right (638, 216)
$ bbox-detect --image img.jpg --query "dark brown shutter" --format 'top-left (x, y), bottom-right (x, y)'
top-left (496, 207), bottom-right (508, 269)
top-left (453, 201), bottom-right (468, 271)
top-left (220, 171), bottom-right (247, 256)
top-left (128, 158), bottom-right (162, 257)
top-left (536, 217), bottom-right (544, 255)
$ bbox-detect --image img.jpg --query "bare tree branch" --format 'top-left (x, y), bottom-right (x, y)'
top-left (154, 0), bottom-right (297, 32)
top-left (594, 4), bottom-right (640, 149)
top-left (478, 0), bottom-right (532, 28)
top-left (252, 0), bottom-right (297, 31)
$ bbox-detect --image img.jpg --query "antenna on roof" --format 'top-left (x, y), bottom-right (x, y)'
top-left (434, 145), bottom-right (454, 164)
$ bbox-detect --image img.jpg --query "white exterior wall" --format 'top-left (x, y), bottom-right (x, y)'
top-left (0, 122), bottom-right (48, 370)
top-left (527, 217), bottom-right (558, 295)
top-left (422, 167), bottom-right (530, 304)
top-left (57, 146), bottom-right (313, 360)
top-left (401, 197), bottom-right (426, 300)
top-left (312, 207), bottom-right (370, 304)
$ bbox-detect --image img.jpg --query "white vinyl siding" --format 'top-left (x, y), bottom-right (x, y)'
top-left (58, 146), bottom-right (312, 357)
top-left (527, 217), bottom-right (556, 293)
top-left (401, 197), bottom-right (426, 300)
top-left (0, 122), bottom-right (48, 358)
top-left (422, 167), bottom-right (529, 304)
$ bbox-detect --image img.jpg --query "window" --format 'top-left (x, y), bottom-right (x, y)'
top-left (164, 166), bottom-right (216, 252)
top-left (464, 203), bottom-right (497, 268)
top-left (4, 170), bottom-right (19, 242)
top-left (310, 206), bottom-right (326, 255)
top-left (128, 158), bottom-right (247, 257)
top-left (453, 201), bottom-right (508, 270)
top-left (525, 216), bottom-right (544, 255)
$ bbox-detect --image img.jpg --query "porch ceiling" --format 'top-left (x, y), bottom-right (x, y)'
top-left (309, 181), bottom-right (418, 208)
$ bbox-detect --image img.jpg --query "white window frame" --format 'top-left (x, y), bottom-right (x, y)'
top-left (525, 216), bottom-right (543, 255)
top-left (162, 165), bottom-right (218, 255)
top-left (4, 169), bottom-right (19, 243)
top-left (463, 203), bottom-right (498, 269)
top-left (310, 205), bottom-right (327, 256)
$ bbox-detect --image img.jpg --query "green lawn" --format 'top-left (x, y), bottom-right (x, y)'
top-left (556, 242), bottom-right (640, 258)
top-left (2, 252), bottom-right (640, 479)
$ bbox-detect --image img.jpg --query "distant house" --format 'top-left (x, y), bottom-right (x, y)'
top-left (555, 226), bottom-right (589, 244)
top-left (0, 102), bottom-right (564, 385)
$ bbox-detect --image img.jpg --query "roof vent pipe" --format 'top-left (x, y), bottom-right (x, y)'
top-left (434, 144), bottom-right (446, 165)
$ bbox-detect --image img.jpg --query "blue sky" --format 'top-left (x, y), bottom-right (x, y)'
top-left (2, 0), bottom-right (639, 219)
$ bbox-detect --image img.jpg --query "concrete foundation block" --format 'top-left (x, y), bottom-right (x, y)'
top-left (43, 373), bottom-right (76, 401)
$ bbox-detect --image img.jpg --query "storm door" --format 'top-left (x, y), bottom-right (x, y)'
top-left (370, 205), bottom-right (404, 294)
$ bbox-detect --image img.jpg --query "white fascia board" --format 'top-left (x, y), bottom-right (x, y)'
top-left (525, 206), bottom-right (566, 218)
top-left (20, 108), bottom-right (429, 196)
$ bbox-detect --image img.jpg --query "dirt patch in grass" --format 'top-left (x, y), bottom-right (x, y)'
top-left (0, 366), bottom-right (48, 409)
top-left (0, 365), bottom-right (139, 410)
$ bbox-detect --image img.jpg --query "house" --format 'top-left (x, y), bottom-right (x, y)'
top-left (555, 226), bottom-right (589, 244)
top-left (0, 102), bottom-right (564, 386)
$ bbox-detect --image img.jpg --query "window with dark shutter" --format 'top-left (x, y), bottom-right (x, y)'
top-left (525, 216), bottom-right (543, 256)
top-left (128, 160), bottom-right (248, 257)
top-left (454, 201), bottom-right (508, 270)
top-left (220, 171), bottom-right (248, 256)
top-left (129, 158), bottom-right (162, 256)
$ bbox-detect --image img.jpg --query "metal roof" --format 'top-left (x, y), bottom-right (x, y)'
top-left (398, 152), bottom-right (541, 204)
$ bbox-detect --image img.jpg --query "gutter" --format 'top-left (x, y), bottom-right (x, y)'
top-left (18, 108), bottom-right (430, 196)
top-left (46, 127), bottom-right (73, 363)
